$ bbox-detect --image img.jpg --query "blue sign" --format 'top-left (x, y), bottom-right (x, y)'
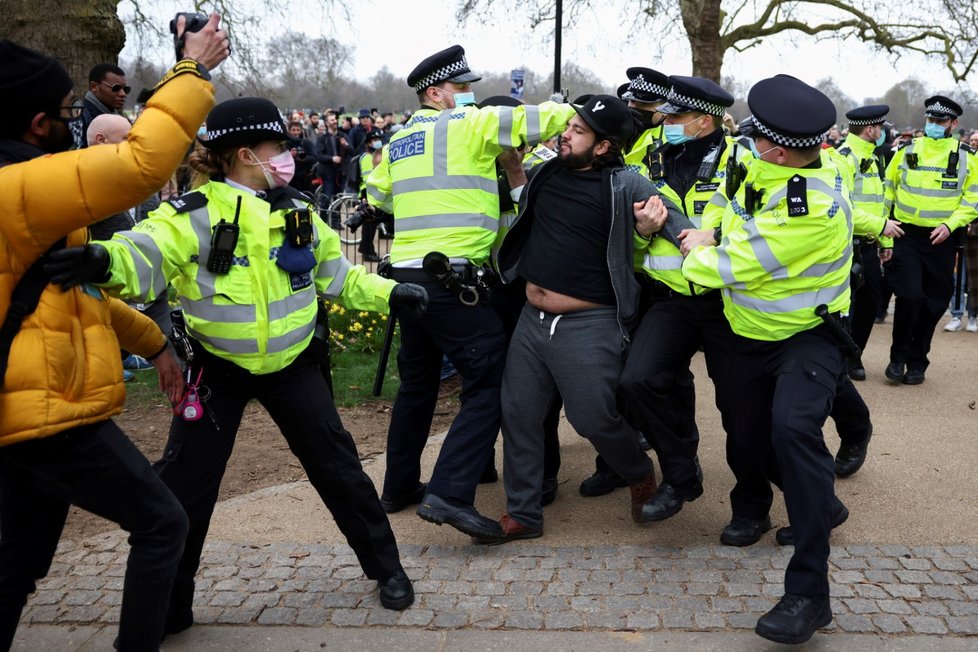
top-left (389, 131), bottom-right (426, 163)
top-left (511, 69), bottom-right (525, 100)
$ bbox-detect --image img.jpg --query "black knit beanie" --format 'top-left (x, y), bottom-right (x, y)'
top-left (0, 39), bottom-right (74, 138)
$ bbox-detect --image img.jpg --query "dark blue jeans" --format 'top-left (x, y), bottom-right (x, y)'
top-left (383, 280), bottom-right (506, 504)
top-left (0, 421), bottom-right (188, 652)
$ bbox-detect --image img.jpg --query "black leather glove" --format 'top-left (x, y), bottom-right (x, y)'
top-left (44, 244), bottom-right (111, 290)
top-left (388, 283), bottom-right (428, 317)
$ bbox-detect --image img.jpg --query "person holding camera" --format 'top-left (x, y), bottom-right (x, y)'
top-left (0, 15), bottom-right (228, 652)
top-left (346, 128), bottom-right (389, 262)
top-left (46, 97), bottom-right (429, 637)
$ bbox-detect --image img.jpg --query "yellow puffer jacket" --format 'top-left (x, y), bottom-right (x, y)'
top-left (0, 71), bottom-right (215, 446)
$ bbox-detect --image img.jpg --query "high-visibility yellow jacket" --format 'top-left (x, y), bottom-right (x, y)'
top-left (636, 135), bottom-right (751, 295)
top-left (365, 102), bottom-right (576, 265)
top-left (829, 134), bottom-right (892, 246)
top-left (0, 70), bottom-right (214, 446)
top-left (884, 136), bottom-right (978, 231)
top-left (682, 157), bottom-right (853, 341)
top-left (100, 181), bottom-right (395, 375)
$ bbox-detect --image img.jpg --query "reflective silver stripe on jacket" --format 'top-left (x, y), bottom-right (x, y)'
top-left (727, 280), bottom-right (848, 314)
top-left (524, 105), bottom-right (542, 145)
top-left (392, 175), bottom-right (497, 195)
top-left (642, 254), bottom-right (683, 271)
top-left (180, 296), bottom-right (256, 324)
top-left (497, 106), bottom-right (514, 149)
top-left (117, 231), bottom-right (167, 300)
top-left (316, 255), bottom-right (352, 297)
top-left (187, 324), bottom-right (259, 354)
top-left (396, 213), bottom-right (497, 232)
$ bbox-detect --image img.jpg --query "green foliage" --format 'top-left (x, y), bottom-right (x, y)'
top-left (326, 303), bottom-right (390, 354)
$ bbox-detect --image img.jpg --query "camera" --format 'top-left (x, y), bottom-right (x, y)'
top-left (345, 200), bottom-right (378, 232)
top-left (169, 12), bottom-right (208, 61)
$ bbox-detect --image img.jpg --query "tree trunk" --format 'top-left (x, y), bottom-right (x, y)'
top-left (0, 0), bottom-right (125, 99)
top-left (679, 0), bottom-right (724, 83)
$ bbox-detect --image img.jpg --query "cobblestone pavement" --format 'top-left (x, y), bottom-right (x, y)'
top-left (20, 533), bottom-right (978, 638)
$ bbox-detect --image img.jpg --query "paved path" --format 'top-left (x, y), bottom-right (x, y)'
top-left (11, 318), bottom-right (978, 650)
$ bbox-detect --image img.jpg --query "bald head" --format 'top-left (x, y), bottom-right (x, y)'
top-left (86, 114), bottom-right (131, 146)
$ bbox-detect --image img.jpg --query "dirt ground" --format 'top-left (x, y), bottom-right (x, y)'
top-left (61, 376), bottom-right (463, 541)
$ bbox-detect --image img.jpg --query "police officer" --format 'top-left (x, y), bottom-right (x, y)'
top-left (884, 95), bottom-right (978, 384)
top-left (347, 127), bottom-right (388, 262)
top-left (620, 76), bottom-right (771, 535)
top-left (681, 75), bottom-right (853, 644)
top-left (366, 45), bottom-right (576, 539)
top-left (49, 98), bottom-right (429, 634)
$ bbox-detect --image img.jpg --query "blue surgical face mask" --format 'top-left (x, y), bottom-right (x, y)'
top-left (874, 129), bottom-right (886, 147)
top-left (924, 121), bottom-right (948, 139)
top-left (440, 88), bottom-right (475, 107)
top-left (663, 117), bottom-right (700, 145)
top-left (748, 138), bottom-right (777, 161)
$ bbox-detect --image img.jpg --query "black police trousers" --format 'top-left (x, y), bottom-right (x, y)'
top-left (850, 239), bottom-right (886, 353)
top-left (155, 344), bottom-right (404, 626)
top-left (619, 291), bottom-right (771, 519)
top-left (888, 224), bottom-right (957, 371)
top-left (728, 325), bottom-right (842, 596)
top-left (383, 279), bottom-right (506, 505)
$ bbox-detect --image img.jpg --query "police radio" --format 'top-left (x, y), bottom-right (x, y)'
top-left (206, 195), bottom-right (241, 274)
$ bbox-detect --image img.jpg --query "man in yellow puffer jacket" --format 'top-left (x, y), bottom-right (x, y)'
top-left (0, 20), bottom-right (229, 652)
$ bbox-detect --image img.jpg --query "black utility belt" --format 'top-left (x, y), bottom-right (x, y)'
top-left (391, 264), bottom-right (480, 284)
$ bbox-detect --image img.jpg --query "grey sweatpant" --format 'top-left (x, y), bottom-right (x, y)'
top-left (501, 304), bottom-right (652, 529)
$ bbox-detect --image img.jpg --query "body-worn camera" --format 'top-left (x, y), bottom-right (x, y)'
top-left (286, 208), bottom-right (313, 246)
top-left (169, 12), bottom-right (208, 61)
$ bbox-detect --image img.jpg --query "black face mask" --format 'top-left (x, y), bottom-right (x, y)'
top-left (630, 107), bottom-right (659, 129)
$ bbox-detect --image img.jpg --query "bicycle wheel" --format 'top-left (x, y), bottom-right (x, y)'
top-left (327, 194), bottom-right (362, 246)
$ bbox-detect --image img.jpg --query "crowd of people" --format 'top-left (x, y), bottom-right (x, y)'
top-left (1, 19), bottom-right (976, 651)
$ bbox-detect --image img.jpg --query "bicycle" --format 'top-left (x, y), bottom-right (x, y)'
top-left (313, 187), bottom-right (362, 246)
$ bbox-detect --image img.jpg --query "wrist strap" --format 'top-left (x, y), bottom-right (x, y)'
top-left (145, 341), bottom-right (169, 362)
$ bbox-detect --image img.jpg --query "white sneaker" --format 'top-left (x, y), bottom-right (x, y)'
top-left (944, 317), bottom-right (963, 332)
top-left (967, 318), bottom-right (978, 332)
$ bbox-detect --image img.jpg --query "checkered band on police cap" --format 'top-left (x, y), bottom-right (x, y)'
top-left (750, 114), bottom-right (825, 148)
top-left (414, 56), bottom-right (470, 92)
top-left (925, 100), bottom-right (960, 118)
top-left (206, 120), bottom-right (285, 141)
top-left (847, 117), bottom-right (881, 126)
top-left (624, 74), bottom-right (669, 100)
top-left (664, 88), bottom-right (726, 117)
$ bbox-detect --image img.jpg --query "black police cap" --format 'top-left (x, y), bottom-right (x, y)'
top-left (924, 95), bottom-right (962, 119)
top-left (747, 75), bottom-right (835, 149)
top-left (407, 45), bottom-right (481, 93)
top-left (622, 67), bottom-right (669, 103)
top-left (202, 97), bottom-right (288, 150)
top-left (572, 94), bottom-right (635, 145)
top-left (478, 95), bottom-right (522, 109)
top-left (658, 76), bottom-right (734, 117)
top-left (845, 104), bottom-right (890, 126)
top-left (616, 83), bottom-right (630, 100)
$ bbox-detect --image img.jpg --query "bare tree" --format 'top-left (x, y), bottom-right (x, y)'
top-left (457, 0), bottom-right (978, 84)
top-left (0, 0), bottom-right (125, 98)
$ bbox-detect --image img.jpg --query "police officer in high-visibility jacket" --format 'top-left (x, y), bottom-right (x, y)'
top-left (48, 98), bottom-right (429, 633)
top-left (831, 104), bottom-right (904, 383)
top-left (883, 95), bottom-right (978, 385)
top-left (621, 76), bottom-right (770, 535)
top-left (621, 67), bottom-right (669, 180)
top-left (681, 75), bottom-right (853, 645)
top-left (365, 45), bottom-right (576, 540)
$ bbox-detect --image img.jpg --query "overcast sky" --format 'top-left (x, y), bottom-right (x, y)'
top-left (120, 0), bottom-right (976, 102)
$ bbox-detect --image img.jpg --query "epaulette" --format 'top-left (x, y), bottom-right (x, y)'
top-left (959, 141), bottom-right (976, 155)
top-left (837, 146), bottom-right (852, 157)
top-left (166, 191), bottom-right (207, 213)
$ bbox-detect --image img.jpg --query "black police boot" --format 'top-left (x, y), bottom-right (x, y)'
top-left (847, 356), bottom-right (866, 381)
top-left (884, 360), bottom-right (905, 382)
top-left (776, 498), bottom-right (849, 546)
top-left (479, 464), bottom-right (499, 484)
top-left (541, 477), bottom-right (559, 506)
top-left (720, 515), bottom-right (772, 547)
top-left (638, 481), bottom-right (704, 522)
top-left (755, 593), bottom-right (832, 644)
top-left (835, 433), bottom-right (871, 478)
top-left (903, 368), bottom-right (926, 385)
top-left (380, 483), bottom-right (427, 514)
top-left (417, 493), bottom-right (502, 539)
top-left (378, 572), bottom-right (414, 610)
top-left (579, 471), bottom-right (627, 496)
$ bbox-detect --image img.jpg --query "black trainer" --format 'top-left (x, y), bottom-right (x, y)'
top-left (379, 483), bottom-right (427, 514)
top-left (638, 481), bottom-right (704, 522)
top-left (884, 360), bottom-right (905, 382)
top-left (776, 499), bottom-right (849, 546)
top-left (755, 593), bottom-right (832, 644)
top-left (579, 471), bottom-right (627, 497)
top-left (835, 433), bottom-right (871, 478)
top-left (378, 572), bottom-right (414, 610)
top-left (416, 493), bottom-right (502, 539)
top-left (903, 368), bottom-right (925, 385)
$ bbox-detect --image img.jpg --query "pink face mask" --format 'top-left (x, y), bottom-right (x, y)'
top-left (247, 149), bottom-right (295, 188)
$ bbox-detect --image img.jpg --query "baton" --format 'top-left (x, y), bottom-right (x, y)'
top-left (815, 304), bottom-right (861, 359)
top-left (372, 306), bottom-right (398, 397)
